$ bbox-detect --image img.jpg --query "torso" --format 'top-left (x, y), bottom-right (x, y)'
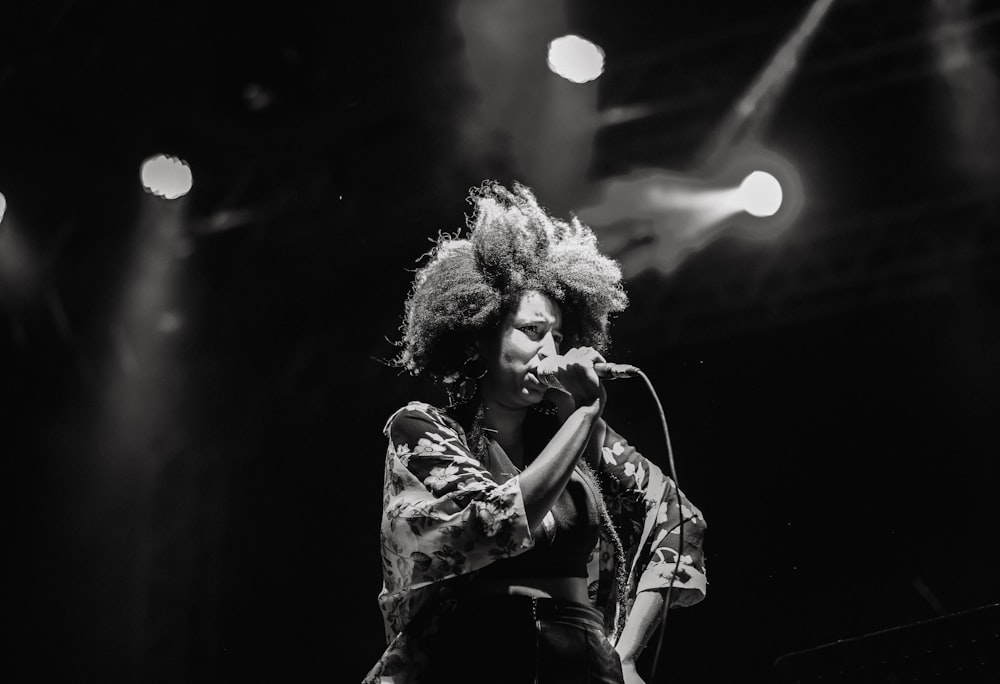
top-left (472, 435), bottom-right (602, 599)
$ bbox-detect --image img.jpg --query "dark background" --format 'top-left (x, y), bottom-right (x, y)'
top-left (3, 1), bottom-right (998, 682)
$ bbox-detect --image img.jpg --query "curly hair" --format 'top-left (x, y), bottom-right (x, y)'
top-left (395, 181), bottom-right (628, 383)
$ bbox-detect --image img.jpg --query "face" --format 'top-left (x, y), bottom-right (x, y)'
top-left (478, 290), bottom-right (564, 409)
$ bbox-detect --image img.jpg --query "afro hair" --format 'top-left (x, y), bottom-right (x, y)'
top-left (395, 181), bottom-right (628, 383)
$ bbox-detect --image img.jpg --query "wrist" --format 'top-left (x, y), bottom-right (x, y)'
top-left (575, 395), bottom-right (603, 419)
top-left (578, 384), bottom-right (606, 416)
top-left (615, 646), bottom-right (637, 665)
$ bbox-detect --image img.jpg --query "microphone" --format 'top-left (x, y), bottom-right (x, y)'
top-left (594, 362), bottom-right (641, 379)
top-left (534, 357), bottom-right (640, 390)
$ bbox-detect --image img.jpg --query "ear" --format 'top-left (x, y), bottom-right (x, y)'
top-left (464, 343), bottom-right (480, 361)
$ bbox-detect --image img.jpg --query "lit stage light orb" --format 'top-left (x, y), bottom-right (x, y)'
top-left (547, 35), bottom-right (605, 83)
top-left (140, 154), bottom-right (193, 200)
top-left (0, 191), bottom-right (6, 224)
top-left (737, 171), bottom-right (783, 217)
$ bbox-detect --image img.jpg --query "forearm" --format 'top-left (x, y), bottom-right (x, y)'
top-left (548, 390), bottom-right (607, 470)
top-left (614, 590), bottom-right (664, 663)
top-left (519, 400), bottom-right (602, 531)
top-left (582, 416), bottom-right (607, 469)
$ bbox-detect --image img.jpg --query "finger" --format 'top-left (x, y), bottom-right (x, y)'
top-left (568, 346), bottom-right (598, 362)
top-left (570, 349), bottom-right (602, 385)
top-left (576, 347), bottom-right (607, 368)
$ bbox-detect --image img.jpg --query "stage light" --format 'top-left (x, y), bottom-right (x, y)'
top-left (547, 35), bottom-right (604, 84)
top-left (737, 171), bottom-right (783, 217)
top-left (140, 154), bottom-right (193, 200)
top-left (0, 191), bottom-right (6, 225)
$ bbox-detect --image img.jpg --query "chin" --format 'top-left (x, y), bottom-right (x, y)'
top-left (518, 385), bottom-right (546, 404)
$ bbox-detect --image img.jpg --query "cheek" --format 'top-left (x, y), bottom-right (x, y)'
top-left (499, 335), bottom-right (537, 366)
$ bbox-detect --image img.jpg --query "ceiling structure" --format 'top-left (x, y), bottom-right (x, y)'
top-left (4, 1), bottom-right (999, 682)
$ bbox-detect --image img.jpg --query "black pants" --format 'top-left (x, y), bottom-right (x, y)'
top-left (421, 595), bottom-right (624, 684)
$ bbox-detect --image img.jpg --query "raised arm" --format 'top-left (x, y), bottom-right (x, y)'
top-left (519, 345), bottom-right (609, 532)
top-left (519, 390), bottom-right (604, 532)
top-left (382, 397), bottom-right (605, 589)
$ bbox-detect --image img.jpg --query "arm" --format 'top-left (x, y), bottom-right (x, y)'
top-left (612, 495), bottom-right (706, 682)
top-left (615, 591), bottom-right (663, 681)
top-left (598, 422), bottom-right (708, 604)
top-left (520, 346), bottom-right (608, 532)
top-left (520, 388), bottom-right (604, 532)
top-left (547, 383), bottom-right (709, 603)
top-left (382, 397), bottom-right (604, 588)
top-left (595, 423), bottom-right (708, 674)
top-left (543, 387), bottom-right (607, 471)
top-left (383, 403), bottom-right (534, 587)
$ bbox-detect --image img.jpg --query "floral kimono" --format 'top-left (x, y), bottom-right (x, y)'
top-left (363, 401), bottom-right (707, 684)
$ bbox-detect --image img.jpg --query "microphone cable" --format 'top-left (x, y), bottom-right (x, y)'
top-left (634, 368), bottom-right (685, 683)
top-left (547, 357), bottom-right (688, 680)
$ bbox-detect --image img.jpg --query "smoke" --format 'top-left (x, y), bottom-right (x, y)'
top-left (929, 0), bottom-right (1000, 189)
top-left (574, 169), bottom-right (740, 278)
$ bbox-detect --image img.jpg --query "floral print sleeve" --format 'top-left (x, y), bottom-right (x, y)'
top-left (377, 402), bottom-right (534, 634)
top-left (596, 422), bottom-right (708, 611)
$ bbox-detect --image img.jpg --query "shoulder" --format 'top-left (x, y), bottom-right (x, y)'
top-left (383, 401), bottom-right (478, 467)
top-left (383, 401), bottom-right (464, 439)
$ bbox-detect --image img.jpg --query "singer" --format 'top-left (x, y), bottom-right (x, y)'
top-left (364, 182), bottom-right (708, 684)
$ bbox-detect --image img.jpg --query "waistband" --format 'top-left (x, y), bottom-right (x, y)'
top-left (449, 594), bottom-right (606, 631)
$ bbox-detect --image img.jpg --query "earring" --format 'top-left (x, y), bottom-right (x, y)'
top-left (452, 355), bottom-right (487, 404)
top-left (459, 355), bottom-right (488, 381)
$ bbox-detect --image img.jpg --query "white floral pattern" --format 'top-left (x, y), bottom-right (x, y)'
top-left (364, 402), bottom-right (708, 684)
top-left (422, 464), bottom-right (462, 490)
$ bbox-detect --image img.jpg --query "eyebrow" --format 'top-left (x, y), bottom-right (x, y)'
top-left (517, 317), bottom-right (563, 331)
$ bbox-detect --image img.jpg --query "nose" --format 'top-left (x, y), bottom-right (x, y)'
top-left (538, 331), bottom-right (558, 360)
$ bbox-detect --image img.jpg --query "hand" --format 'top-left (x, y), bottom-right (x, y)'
top-left (619, 658), bottom-right (646, 684)
top-left (534, 347), bottom-right (606, 410)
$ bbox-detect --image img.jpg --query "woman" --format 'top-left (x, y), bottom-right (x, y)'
top-left (364, 182), bottom-right (707, 684)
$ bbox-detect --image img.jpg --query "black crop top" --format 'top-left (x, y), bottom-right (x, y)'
top-left (476, 464), bottom-right (602, 579)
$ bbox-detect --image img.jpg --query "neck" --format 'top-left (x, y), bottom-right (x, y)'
top-left (481, 397), bottom-right (527, 463)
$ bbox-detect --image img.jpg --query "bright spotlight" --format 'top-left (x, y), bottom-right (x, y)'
top-left (547, 35), bottom-right (605, 84)
top-left (0, 191), bottom-right (6, 225)
top-left (140, 154), bottom-right (193, 200)
top-left (738, 171), bottom-right (783, 217)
